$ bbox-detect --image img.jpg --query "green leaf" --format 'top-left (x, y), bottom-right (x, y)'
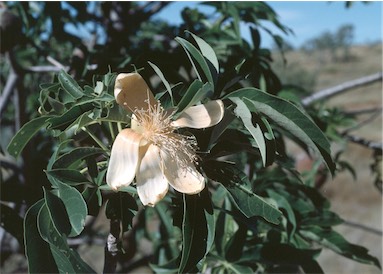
top-left (105, 192), bottom-right (137, 232)
top-left (82, 187), bottom-right (101, 216)
top-left (300, 226), bottom-right (381, 268)
top-left (55, 181), bottom-right (88, 237)
top-left (176, 80), bottom-right (213, 115)
top-left (261, 243), bottom-right (323, 273)
top-left (267, 190), bottom-right (297, 238)
top-left (154, 202), bottom-right (181, 260)
top-left (224, 222), bottom-right (247, 262)
top-left (204, 160), bottom-right (281, 224)
top-left (47, 102), bottom-right (94, 130)
top-left (24, 200), bottom-right (58, 273)
top-left (225, 88), bottom-right (335, 174)
top-left (37, 205), bottom-right (95, 273)
top-left (65, 110), bottom-right (94, 134)
top-left (148, 61), bottom-right (174, 105)
top-left (176, 36), bottom-right (216, 88)
top-left (52, 147), bottom-right (104, 169)
top-left (99, 101), bottom-right (129, 124)
top-left (231, 97), bottom-right (267, 166)
top-left (188, 31), bottom-right (219, 73)
top-left (202, 188), bottom-right (215, 257)
top-left (300, 210), bottom-right (343, 227)
top-left (44, 188), bottom-right (71, 236)
top-left (46, 169), bottom-right (91, 185)
top-left (47, 139), bottom-right (73, 171)
top-left (7, 116), bottom-right (50, 158)
top-left (179, 191), bottom-right (213, 273)
top-left (58, 70), bottom-right (84, 99)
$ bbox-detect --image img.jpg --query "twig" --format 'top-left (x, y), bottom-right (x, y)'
top-left (342, 109), bottom-right (382, 135)
top-left (0, 68), bottom-right (18, 117)
top-left (46, 56), bottom-right (66, 69)
top-left (26, 66), bottom-right (64, 73)
top-left (301, 72), bottom-right (383, 106)
top-left (343, 220), bottom-right (383, 236)
top-left (345, 107), bottom-right (382, 116)
top-left (344, 134), bottom-right (383, 152)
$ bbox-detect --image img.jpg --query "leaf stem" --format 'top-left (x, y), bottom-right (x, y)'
top-left (82, 127), bottom-right (108, 151)
top-left (79, 161), bottom-right (108, 174)
top-left (117, 122), bottom-right (123, 133)
top-left (108, 122), bottom-right (116, 141)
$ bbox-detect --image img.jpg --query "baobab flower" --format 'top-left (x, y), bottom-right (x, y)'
top-left (106, 73), bottom-right (224, 206)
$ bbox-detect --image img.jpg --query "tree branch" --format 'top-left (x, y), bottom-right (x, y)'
top-left (345, 107), bottom-right (382, 116)
top-left (344, 134), bottom-right (382, 152)
top-left (343, 220), bottom-right (382, 236)
top-left (301, 72), bottom-right (383, 106)
top-left (0, 68), bottom-right (18, 117)
top-left (343, 109), bottom-right (382, 135)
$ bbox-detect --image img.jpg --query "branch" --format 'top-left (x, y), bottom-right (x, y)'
top-left (343, 220), bottom-right (382, 236)
top-left (344, 134), bottom-right (382, 152)
top-left (0, 68), bottom-right (19, 117)
top-left (345, 107), bottom-right (382, 116)
top-left (343, 109), bottom-right (382, 135)
top-left (301, 72), bottom-right (383, 106)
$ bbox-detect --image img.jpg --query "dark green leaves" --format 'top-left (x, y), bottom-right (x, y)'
top-left (260, 243), bottom-right (323, 273)
top-left (24, 200), bottom-right (58, 273)
top-left (230, 97), bottom-right (267, 166)
top-left (54, 182), bottom-right (88, 237)
top-left (52, 147), bottom-right (104, 169)
top-left (24, 199), bottom-right (95, 273)
top-left (176, 80), bottom-right (212, 115)
top-left (105, 192), bottom-right (138, 232)
top-left (176, 33), bottom-right (219, 89)
top-left (300, 227), bottom-right (381, 268)
top-left (226, 88), bottom-right (335, 174)
top-left (204, 160), bottom-right (282, 224)
top-left (38, 204), bottom-right (95, 273)
top-left (7, 116), bottom-right (50, 158)
top-left (179, 189), bottom-right (215, 273)
top-left (58, 70), bottom-right (84, 99)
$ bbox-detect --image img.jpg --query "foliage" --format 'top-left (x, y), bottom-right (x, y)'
top-left (1, 2), bottom-right (380, 273)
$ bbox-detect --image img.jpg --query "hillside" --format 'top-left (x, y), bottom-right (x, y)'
top-left (272, 44), bottom-right (382, 274)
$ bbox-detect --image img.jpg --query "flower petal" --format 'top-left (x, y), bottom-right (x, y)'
top-left (161, 150), bottom-right (205, 194)
top-left (106, 129), bottom-right (144, 190)
top-left (172, 100), bottom-right (224, 129)
top-left (136, 144), bottom-right (169, 206)
top-left (114, 73), bottom-right (158, 111)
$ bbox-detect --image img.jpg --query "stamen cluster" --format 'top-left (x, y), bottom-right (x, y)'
top-left (132, 102), bottom-right (198, 169)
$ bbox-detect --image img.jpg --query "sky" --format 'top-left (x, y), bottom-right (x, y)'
top-left (153, 1), bottom-right (382, 48)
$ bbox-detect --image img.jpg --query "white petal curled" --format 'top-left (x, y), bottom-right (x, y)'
top-left (161, 150), bottom-right (205, 194)
top-left (136, 145), bottom-right (169, 206)
top-left (114, 73), bottom-right (158, 111)
top-left (106, 129), bottom-right (143, 190)
top-left (172, 100), bottom-right (224, 129)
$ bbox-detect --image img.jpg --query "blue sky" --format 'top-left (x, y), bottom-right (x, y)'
top-left (154, 1), bottom-right (382, 48)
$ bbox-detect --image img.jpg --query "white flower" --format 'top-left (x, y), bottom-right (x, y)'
top-left (106, 73), bottom-right (224, 206)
